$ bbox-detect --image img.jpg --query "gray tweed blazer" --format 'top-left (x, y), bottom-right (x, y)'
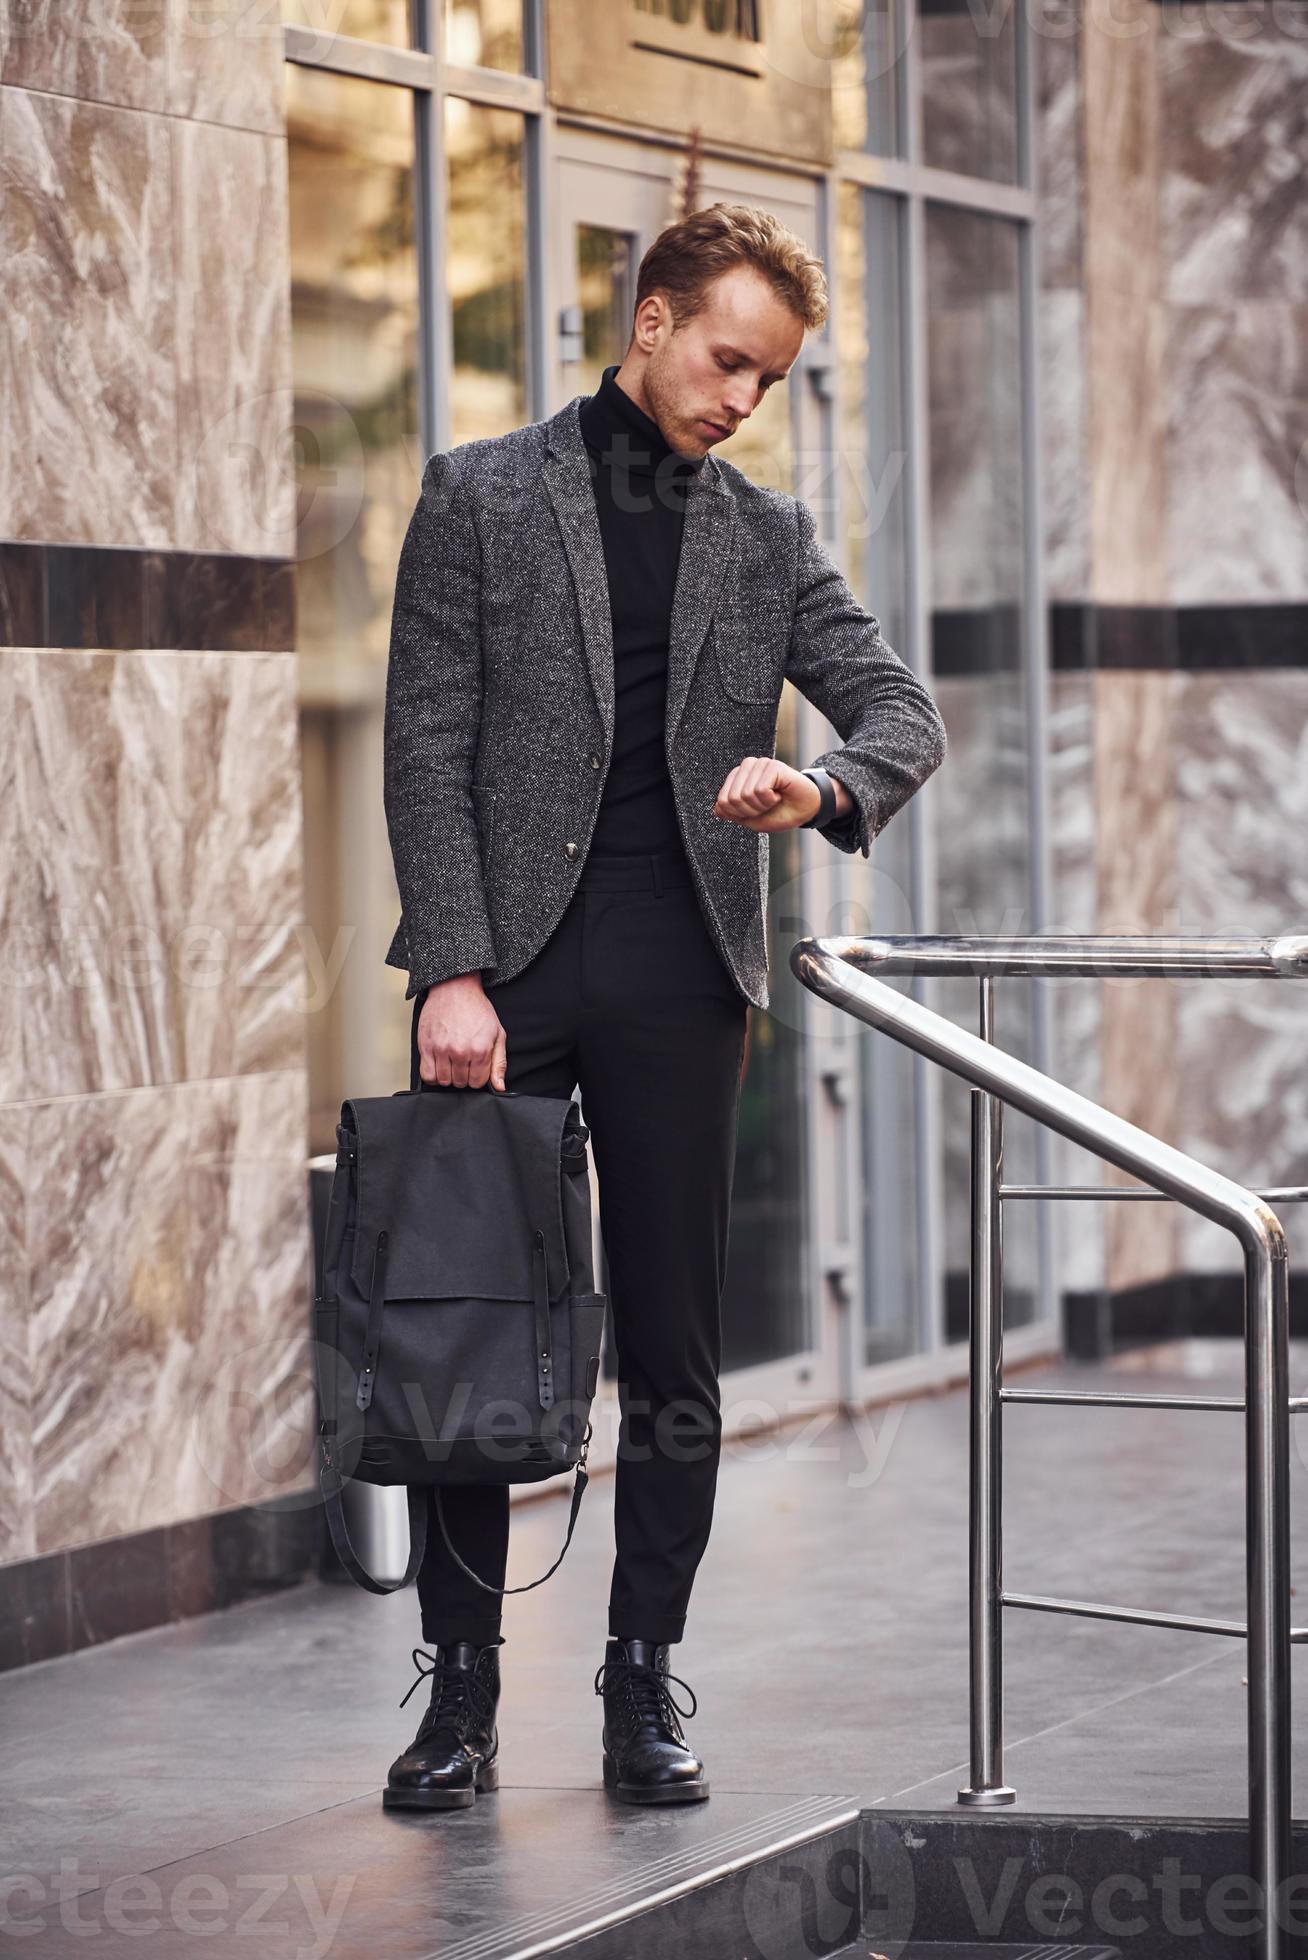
top-left (383, 391), bottom-right (947, 1012)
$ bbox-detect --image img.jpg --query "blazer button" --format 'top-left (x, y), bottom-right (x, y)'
top-left (564, 841), bottom-right (579, 859)
top-left (589, 752), bottom-right (601, 768)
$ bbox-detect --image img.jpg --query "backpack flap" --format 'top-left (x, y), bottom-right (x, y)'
top-left (345, 1089), bottom-right (575, 1307)
top-left (339, 1090), bottom-right (583, 1430)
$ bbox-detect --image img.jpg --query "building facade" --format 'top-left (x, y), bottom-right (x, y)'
top-left (1, 0), bottom-right (1304, 1664)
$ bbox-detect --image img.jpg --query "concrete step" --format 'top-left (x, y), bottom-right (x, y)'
top-left (830, 1945), bottom-right (1122, 1958)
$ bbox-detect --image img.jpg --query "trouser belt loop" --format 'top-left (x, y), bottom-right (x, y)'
top-left (651, 853), bottom-right (662, 897)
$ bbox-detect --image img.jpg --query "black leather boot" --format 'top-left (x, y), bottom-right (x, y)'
top-left (383, 1637), bottom-right (503, 1811)
top-left (594, 1635), bottom-right (709, 1804)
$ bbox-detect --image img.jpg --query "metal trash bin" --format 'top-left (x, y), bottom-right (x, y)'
top-left (309, 1153), bottom-right (411, 1587)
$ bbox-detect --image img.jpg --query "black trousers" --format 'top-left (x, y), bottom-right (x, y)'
top-left (408, 847), bottom-right (749, 1649)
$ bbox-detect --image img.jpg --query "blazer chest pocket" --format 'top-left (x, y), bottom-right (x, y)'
top-left (471, 782), bottom-right (496, 876)
top-left (712, 618), bottom-right (786, 707)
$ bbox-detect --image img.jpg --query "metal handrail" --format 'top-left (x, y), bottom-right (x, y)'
top-left (789, 932), bottom-right (1296, 1960)
top-left (825, 931), bottom-right (1308, 979)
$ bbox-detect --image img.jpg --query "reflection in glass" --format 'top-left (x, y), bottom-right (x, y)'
top-left (286, 63), bottom-right (419, 1148)
top-left (444, 0), bottom-right (524, 71)
top-left (282, 0), bottom-right (412, 50)
top-left (722, 680), bottom-right (810, 1374)
top-left (445, 98), bottom-right (528, 444)
top-left (720, 393), bottom-right (808, 1372)
top-left (574, 225), bottom-right (636, 397)
top-left (830, 0), bottom-right (902, 157)
top-left (286, 63), bottom-right (419, 670)
top-left (920, 0), bottom-right (1018, 185)
top-left (837, 182), bottom-right (925, 1366)
top-left (924, 204), bottom-right (1036, 1333)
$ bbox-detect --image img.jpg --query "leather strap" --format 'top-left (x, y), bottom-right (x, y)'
top-left (318, 1452), bottom-right (591, 1597)
top-left (432, 1462), bottom-right (590, 1596)
top-left (800, 766), bottom-right (839, 830)
top-left (319, 1467), bottom-right (429, 1595)
top-left (532, 1229), bottom-right (554, 1411)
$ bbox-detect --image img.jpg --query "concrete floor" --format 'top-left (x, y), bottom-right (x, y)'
top-left (3, 1338), bottom-right (1306, 1958)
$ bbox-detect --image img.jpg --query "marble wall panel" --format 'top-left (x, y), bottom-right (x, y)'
top-left (1035, 19), bottom-right (1090, 602)
top-left (1172, 669), bottom-right (1308, 1271)
top-left (1040, 289), bottom-right (1091, 603)
top-left (0, 650), bottom-right (22, 1101)
top-left (2, 0), bottom-right (168, 111)
top-left (1036, 13), bottom-right (1085, 295)
top-left (1083, 0), bottom-right (1168, 606)
top-left (0, 1105), bottom-right (34, 1564)
top-left (8, 648), bottom-right (304, 1102)
top-left (24, 1069), bottom-right (312, 1555)
top-left (1164, 300), bottom-right (1308, 607)
top-left (179, 1069), bottom-right (314, 1523)
top-left (12, 648), bottom-right (186, 1095)
top-left (27, 1081), bottom-right (190, 1551)
top-left (178, 652), bottom-right (305, 1081)
top-left (1158, 5), bottom-right (1308, 310)
top-left (171, 117), bottom-right (296, 559)
top-left (167, 0), bottom-right (285, 137)
top-left (0, 87), bottom-right (177, 548)
top-left (1093, 668), bottom-right (1181, 1290)
top-left (1087, 290), bottom-right (1170, 607)
top-left (1046, 670), bottom-right (1106, 1293)
top-left (0, 0), bottom-right (284, 130)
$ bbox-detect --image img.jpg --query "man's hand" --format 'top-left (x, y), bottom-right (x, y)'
top-left (713, 757), bottom-right (850, 834)
top-left (416, 973), bottom-right (508, 1091)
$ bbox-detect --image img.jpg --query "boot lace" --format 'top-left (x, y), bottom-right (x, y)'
top-left (593, 1654), bottom-right (698, 1744)
top-left (400, 1645), bottom-right (496, 1745)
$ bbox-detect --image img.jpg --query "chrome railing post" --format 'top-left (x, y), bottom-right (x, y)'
top-left (1245, 1233), bottom-right (1292, 1954)
top-left (789, 933), bottom-right (1302, 1960)
top-left (961, 977), bottom-right (1015, 1805)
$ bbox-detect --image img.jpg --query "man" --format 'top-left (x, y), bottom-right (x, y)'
top-left (380, 203), bottom-right (947, 1812)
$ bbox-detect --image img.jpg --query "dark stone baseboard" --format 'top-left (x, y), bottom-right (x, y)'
top-left (1063, 1269), bottom-right (1308, 1361)
top-left (0, 1493), bottom-right (317, 1674)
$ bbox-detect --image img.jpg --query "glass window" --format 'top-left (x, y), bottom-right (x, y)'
top-left (445, 97), bottom-right (529, 445)
top-left (837, 182), bottom-right (926, 1365)
top-left (286, 63), bottom-right (421, 1146)
top-left (923, 204), bottom-right (1036, 1334)
top-left (286, 65), bottom-right (419, 673)
top-left (574, 224), bottom-right (637, 397)
top-left (282, 0), bottom-right (413, 50)
top-left (919, 0), bottom-right (1019, 184)
top-left (723, 679), bottom-right (811, 1375)
top-left (830, 0), bottom-right (902, 157)
top-left (444, 0), bottom-right (524, 71)
top-left (721, 360), bottom-right (813, 1373)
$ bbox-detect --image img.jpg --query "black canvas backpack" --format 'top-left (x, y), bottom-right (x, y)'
top-left (313, 1085), bottom-right (606, 1596)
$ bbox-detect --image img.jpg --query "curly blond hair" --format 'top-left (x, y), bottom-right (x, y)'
top-left (634, 201), bottom-right (829, 336)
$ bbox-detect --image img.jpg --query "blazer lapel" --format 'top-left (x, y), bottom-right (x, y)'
top-left (542, 410), bottom-right (615, 743)
top-left (665, 465), bottom-right (736, 746)
top-left (543, 396), bottom-right (738, 748)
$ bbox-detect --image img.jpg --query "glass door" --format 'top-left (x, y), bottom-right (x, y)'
top-left (551, 132), bottom-right (832, 1411)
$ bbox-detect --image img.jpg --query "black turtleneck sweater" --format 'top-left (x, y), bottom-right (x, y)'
top-left (578, 364), bottom-right (705, 860)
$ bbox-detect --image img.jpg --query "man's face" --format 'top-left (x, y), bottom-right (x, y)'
top-left (638, 264), bottom-right (806, 458)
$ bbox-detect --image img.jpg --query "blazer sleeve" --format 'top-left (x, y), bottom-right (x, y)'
top-left (784, 496), bottom-right (948, 857)
top-left (383, 448), bottom-right (497, 997)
